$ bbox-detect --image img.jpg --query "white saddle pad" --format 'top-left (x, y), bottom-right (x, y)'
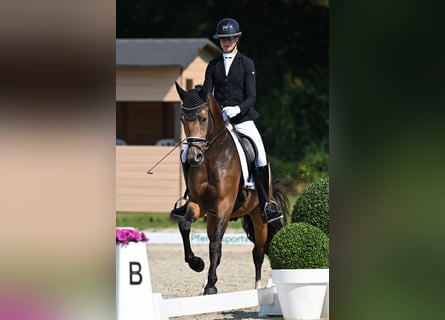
top-left (225, 123), bottom-right (255, 189)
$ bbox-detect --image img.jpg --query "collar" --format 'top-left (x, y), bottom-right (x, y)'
top-left (223, 50), bottom-right (238, 60)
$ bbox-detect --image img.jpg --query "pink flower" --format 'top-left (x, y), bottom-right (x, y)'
top-left (116, 228), bottom-right (148, 244)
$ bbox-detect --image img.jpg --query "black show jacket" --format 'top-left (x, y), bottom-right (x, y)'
top-left (203, 51), bottom-right (260, 124)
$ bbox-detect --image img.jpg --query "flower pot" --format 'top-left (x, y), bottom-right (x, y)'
top-left (272, 269), bottom-right (329, 320)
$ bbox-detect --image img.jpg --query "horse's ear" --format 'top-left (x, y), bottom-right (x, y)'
top-left (196, 85), bottom-right (207, 102)
top-left (175, 81), bottom-right (186, 101)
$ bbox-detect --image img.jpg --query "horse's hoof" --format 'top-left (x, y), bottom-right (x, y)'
top-left (204, 286), bottom-right (217, 295)
top-left (189, 257), bottom-right (205, 272)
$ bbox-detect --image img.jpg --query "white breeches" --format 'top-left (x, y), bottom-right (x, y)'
top-left (233, 121), bottom-right (268, 167)
top-left (181, 120), bottom-right (267, 167)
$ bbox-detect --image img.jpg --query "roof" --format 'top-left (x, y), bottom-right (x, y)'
top-left (116, 38), bottom-right (221, 68)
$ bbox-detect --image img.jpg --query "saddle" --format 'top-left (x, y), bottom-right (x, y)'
top-left (237, 133), bottom-right (257, 176)
top-left (225, 123), bottom-right (259, 215)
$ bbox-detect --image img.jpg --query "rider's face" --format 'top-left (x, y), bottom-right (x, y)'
top-left (219, 37), bottom-right (238, 53)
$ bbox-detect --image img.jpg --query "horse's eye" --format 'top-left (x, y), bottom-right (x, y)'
top-left (200, 117), bottom-right (207, 123)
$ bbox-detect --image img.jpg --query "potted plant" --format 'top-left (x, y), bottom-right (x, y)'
top-left (268, 222), bottom-right (329, 320)
top-left (292, 176), bottom-right (329, 236)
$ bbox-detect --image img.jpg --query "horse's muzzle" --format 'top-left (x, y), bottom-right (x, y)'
top-left (186, 137), bottom-right (207, 166)
top-left (188, 150), bottom-right (204, 166)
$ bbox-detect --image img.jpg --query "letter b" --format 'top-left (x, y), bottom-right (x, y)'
top-left (129, 261), bottom-right (143, 285)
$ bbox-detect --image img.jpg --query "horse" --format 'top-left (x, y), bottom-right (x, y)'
top-left (172, 82), bottom-right (289, 295)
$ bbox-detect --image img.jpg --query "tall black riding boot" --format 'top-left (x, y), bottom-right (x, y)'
top-left (170, 161), bottom-right (190, 218)
top-left (257, 165), bottom-right (283, 223)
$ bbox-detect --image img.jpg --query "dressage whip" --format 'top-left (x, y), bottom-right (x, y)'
top-left (146, 138), bottom-right (186, 174)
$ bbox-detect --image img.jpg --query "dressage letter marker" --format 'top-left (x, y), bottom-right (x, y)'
top-left (116, 241), bottom-right (160, 320)
top-left (129, 261), bottom-right (143, 285)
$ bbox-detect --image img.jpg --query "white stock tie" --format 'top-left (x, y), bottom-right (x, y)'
top-left (224, 56), bottom-right (233, 75)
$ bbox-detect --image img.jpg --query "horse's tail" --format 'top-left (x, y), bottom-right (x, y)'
top-left (242, 180), bottom-right (290, 254)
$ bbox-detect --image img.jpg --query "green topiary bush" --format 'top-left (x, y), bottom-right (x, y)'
top-left (268, 222), bottom-right (329, 269)
top-left (292, 176), bottom-right (329, 235)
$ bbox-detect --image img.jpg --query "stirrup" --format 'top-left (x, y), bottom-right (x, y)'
top-left (170, 197), bottom-right (188, 218)
top-left (262, 200), bottom-right (283, 223)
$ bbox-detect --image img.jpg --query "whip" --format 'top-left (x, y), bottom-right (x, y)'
top-left (146, 138), bottom-right (186, 174)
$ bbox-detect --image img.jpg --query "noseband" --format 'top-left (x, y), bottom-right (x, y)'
top-left (181, 103), bottom-right (225, 157)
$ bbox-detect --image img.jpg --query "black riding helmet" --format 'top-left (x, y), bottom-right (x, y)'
top-left (213, 18), bottom-right (242, 39)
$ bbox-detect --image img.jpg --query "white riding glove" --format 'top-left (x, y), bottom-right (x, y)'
top-left (222, 106), bottom-right (241, 119)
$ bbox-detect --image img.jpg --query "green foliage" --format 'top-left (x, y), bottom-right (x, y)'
top-left (292, 176), bottom-right (329, 235)
top-left (116, 212), bottom-right (244, 229)
top-left (271, 142), bottom-right (329, 187)
top-left (270, 157), bottom-right (300, 179)
top-left (116, 212), bottom-right (176, 229)
top-left (268, 222), bottom-right (329, 269)
top-left (296, 141), bottom-right (329, 183)
top-left (258, 71), bottom-right (329, 163)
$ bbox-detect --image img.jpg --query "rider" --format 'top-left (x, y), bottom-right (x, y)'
top-left (171, 18), bottom-right (282, 223)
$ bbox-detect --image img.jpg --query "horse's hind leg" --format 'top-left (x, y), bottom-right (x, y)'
top-left (178, 202), bottom-right (205, 272)
top-left (251, 209), bottom-right (268, 289)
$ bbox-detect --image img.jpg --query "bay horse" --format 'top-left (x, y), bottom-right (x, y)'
top-left (173, 82), bottom-right (289, 295)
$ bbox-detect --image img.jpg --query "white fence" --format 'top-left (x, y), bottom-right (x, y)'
top-left (116, 238), bottom-right (282, 320)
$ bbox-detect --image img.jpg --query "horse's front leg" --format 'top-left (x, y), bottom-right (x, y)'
top-left (178, 201), bottom-right (205, 272)
top-left (204, 214), bottom-right (229, 295)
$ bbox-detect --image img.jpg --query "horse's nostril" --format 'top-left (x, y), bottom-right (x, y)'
top-left (187, 151), bottom-right (204, 166)
top-left (195, 153), bottom-right (203, 163)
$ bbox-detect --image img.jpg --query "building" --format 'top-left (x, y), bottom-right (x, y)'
top-left (116, 38), bottom-right (220, 212)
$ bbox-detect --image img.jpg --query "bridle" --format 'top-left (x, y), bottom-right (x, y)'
top-left (181, 103), bottom-right (226, 156)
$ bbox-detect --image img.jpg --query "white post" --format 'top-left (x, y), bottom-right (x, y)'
top-left (321, 282), bottom-right (329, 318)
top-left (116, 240), bottom-right (160, 320)
top-left (258, 279), bottom-right (282, 317)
